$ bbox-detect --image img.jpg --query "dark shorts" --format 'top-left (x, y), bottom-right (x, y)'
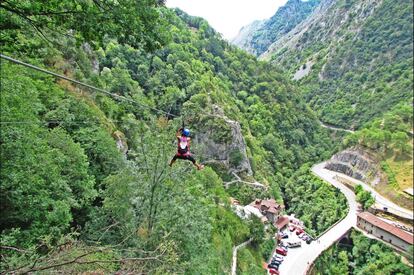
top-left (172, 154), bottom-right (196, 164)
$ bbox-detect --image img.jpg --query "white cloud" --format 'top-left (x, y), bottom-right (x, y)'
top-left (166, 0), bottom-right (288, 40)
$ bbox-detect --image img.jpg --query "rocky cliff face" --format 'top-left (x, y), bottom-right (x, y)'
top-left (325, 147), bottom-right (381, 185)
top-left (112, 130), bottom-right (128, 157)
top-left (231, 0), bottom-right (320, 56)
top-left (230, 20), bottom-right (265, 55)
top-left (194, 105), bottom-right (253, 175)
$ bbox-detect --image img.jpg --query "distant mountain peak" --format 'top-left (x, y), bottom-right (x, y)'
top-left (231, 0), bottom-right (321, 56)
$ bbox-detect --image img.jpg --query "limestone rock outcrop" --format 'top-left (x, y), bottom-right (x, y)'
top-left (325, 147), bottom-right (381, 185)
top-left (194, 106), bottom-right (252, 175)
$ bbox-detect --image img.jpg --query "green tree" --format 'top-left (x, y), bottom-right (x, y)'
top-left (331, 251), bottom-right (349, 275)
top-left (355, 185), bottom-right (375, 210)
top-left (0, 64), bottom-right (97, 245)
top-left (249, 216), bottom-right (265, 245)
top-left (0, 0), bottom-right (170, 50)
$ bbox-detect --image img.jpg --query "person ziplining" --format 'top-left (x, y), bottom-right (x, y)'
top-left (169, 127), bottom-right (204, 170)
top-left (0, 55), bottom-right (206, 171)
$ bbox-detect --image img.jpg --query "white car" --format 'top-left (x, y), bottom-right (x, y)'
top-left (288, 241), bottom-right (302, 248)
top-left (273, 255), bottom-right (284, 262)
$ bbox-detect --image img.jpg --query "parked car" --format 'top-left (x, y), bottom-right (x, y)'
top-left (276, 247), bottom-right (287, 256)
top-left (278, 232), bottom-right (288, 239)
top-left (271, 259), bottom-right (282, 266)
top-left (273, 255), bottom-right (284, 262)
top-left (306, 235), bottom-right (313, 243)
top-left (278, 243), bottom-right (288, 250)
top-left (288, 241), bottom-right (302, 248)
top-left (271, 259), bottom-right (283, 265)
top-left (270, 260), bottom-right (281, 266)
top-left (296, 228), bottom-right (304, 235)
top-left (289, 225), bottom-right (296, 232)
top-left (301, 234), bottom-right (312, 241)
top-left (268, 263), bottom-right (279, 270)
top-left (269, 268), bottom-right (280, 275)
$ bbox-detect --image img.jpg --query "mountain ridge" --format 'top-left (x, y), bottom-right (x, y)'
top-left (231, 0), bottom-right (321, 56)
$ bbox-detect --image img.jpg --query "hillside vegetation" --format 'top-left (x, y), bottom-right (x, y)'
top-left (232, 0), bottom-right (320, 56)
top-left (343, 104), bottom-right (413, 209)
top-left (268, 0), bottom-right (413, 129)
top-left (0, 2), bottom-right (349, 273)
top-left (312, 229), bottom-right (413, 275)
top-left (233, 0), bottom-right (413, 211)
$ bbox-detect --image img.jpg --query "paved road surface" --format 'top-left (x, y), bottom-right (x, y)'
top-left (278, 163), bottom-right (358, 275)
top-left (333, 172), bottom-right (413, 220)
top-left (278, 162), bottom-right (413, 275)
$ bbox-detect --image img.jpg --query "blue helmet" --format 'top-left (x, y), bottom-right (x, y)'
top-left (183, 128), bottom-right (190, 137)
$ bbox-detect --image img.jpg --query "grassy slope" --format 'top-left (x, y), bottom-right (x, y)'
top-left (384, 149), bottom-right (413, 191)
top-left (379, 146), bottom-right (413, 211)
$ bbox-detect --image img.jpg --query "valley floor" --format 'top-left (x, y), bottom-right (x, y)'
top-left (274, 163), bottom-right (358, 275)
top-left (274, 162), bottom-right (413, 275)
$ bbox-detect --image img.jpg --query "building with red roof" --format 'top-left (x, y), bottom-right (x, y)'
top-left (250, 198), bottom-right (284, 224)
top-left (357, 212), bottom-right (414, 251)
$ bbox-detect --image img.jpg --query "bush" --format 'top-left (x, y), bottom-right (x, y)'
top-left (229, 148), bottom-right (244, 167)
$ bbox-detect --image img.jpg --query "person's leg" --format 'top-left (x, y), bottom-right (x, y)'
top-left (169, 155), bottom-right (179, 167)
top-left (187, 155), bottom-right (203, 170)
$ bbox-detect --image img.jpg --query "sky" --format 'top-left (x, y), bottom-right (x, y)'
top-left (166, 0), bottom-right (288, 40)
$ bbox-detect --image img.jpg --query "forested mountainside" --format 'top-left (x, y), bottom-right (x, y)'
top-left (263, 0), bottom-right (413, 129)
top-left (232, 0), bottom-right (413, 204)
top-left (313, 229), bottom-right (413, 274)
top-left (342, 103), bottom-right (413, 207)
top-left (0, 2), bottom-right (348, 273)
top-left (231, 0), bottom-right (320, 56)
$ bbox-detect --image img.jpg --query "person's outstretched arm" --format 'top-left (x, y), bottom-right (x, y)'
top-left (176, 128), bottom-right (183, 140)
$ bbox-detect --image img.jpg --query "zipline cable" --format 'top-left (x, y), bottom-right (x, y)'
top-left (0, 119), bottom-right (126, 125)
top-left (0, 54), bottom-right (177, 118)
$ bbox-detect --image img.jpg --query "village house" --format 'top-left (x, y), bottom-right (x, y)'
top-left (249, 198), bottom-right (290, 230)
top-left (250, 198), bottom-right (284, 223)
top-left (357, 212), bottom-right (414, 252)
top-left (230, 197), bottom-right (288, 229)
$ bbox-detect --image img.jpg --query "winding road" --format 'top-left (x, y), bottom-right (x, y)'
top-left (333, 172), bottom-right (413, 220)
top-left (278, 161), bottom-right (413, 275)
top-left (278, 162), bottom-right (358, 275)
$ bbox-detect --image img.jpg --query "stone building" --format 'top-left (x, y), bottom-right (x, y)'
top-left (250, 198), bottom-right (284, 224)
top-left (357, 212), bottom-right (414, 251)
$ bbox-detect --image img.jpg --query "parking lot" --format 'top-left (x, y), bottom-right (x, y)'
top-left (267, 224), bottom-right (314, 275)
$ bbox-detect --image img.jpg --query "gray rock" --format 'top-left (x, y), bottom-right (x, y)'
top-left (113, 130), bottom-right (128, 157)
top-left (82, 42), bottom-right (100, 73)
top-left (194, 106), bottom-right (252, 175)
top-left (325, 146), bottom-right (381, 185)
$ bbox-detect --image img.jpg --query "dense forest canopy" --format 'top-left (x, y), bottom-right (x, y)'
top-left (0, 0), bottom-right (170, 51)
top-left (1, 0), bottom-right (412, 273)
top-left (271, 0), bottom-right (413, 129)
top-left (313, 230), bottom-right (413, 275)
top-left (0, 3), bottom-right (347, 273)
